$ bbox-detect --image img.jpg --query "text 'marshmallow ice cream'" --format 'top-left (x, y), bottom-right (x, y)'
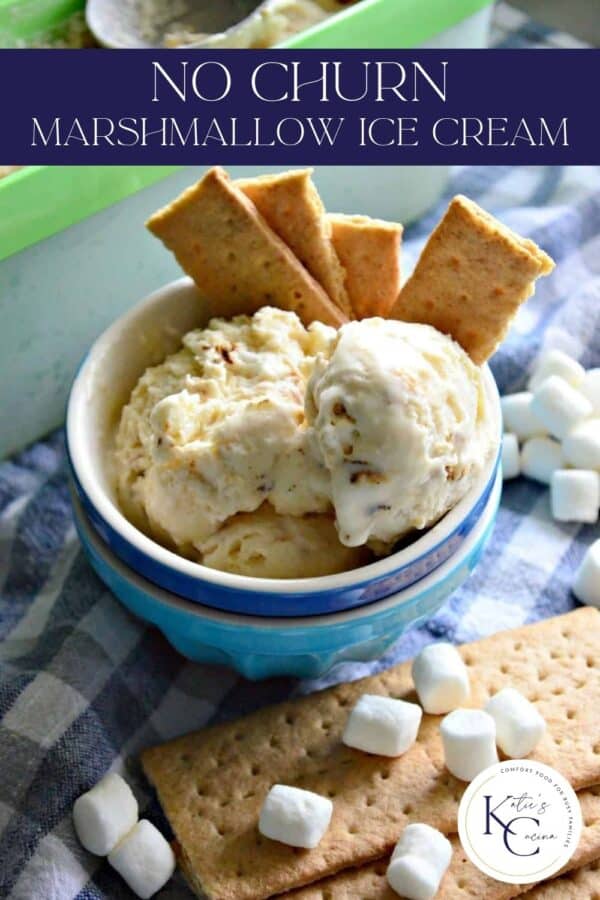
top-left (115, 307), bottom-right (494, 577)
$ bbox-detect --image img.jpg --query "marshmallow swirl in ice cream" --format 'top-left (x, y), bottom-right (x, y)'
top-left (115, 308), bottom-right (335, 548)
top-left (115, 308), bottom-right (494, 577)
top-left (306, 318), bottom-right (493, 549)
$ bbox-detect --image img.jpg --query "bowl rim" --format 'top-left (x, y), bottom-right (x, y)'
top-left (72, 468), bottom-right (502, 630)
top-left (66, 276), bottom-right (502, 597)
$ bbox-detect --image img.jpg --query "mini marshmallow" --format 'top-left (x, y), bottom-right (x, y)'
top-left (551, 469), bottom-right (600, 524)
top-left (440, 709), bottom-right (498, 782)
top-left (485, 688), bottom-right (546, 758)
top-left (501, 433), bottom-right (520, 480)
top-left (387, 824), bottom-right (452, 900)
top-left (343, 694), bottom-right (422, 757)
top-left (581, 368), bottom-right (600, 414)
top-left (108, 819), bottom-right (176, 900)
top-left (387, 856), bottom-right (441, 900)
top-left (573, 539), bottom-right (600, 608)
top-left (563, 419), bottom-right (600, 471)
top-left (501, 392), bottom-right (547, 440)
top-left (411, 643), bottom-right (470, 715)
top-left (528, 349), bottom-right (585, 391)
top-left (531, 375), bottom-right (593, 440)
top-left (520, 436), bottom-right (564, 484)
top-left (390, 823), bottom-right (453, 867)
top-left (73, 773), bottom-right (138, 856)
top-left (259, 784), bottom-right (332, 849)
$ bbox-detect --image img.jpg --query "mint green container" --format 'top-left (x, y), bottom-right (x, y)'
top-left (1, 0), bottom-right (494, 49)
top-left (0, 0), bottom-right (494, 458)
top-left (282, 0), bottom-right (493, 50)
top-left (0, 0), bottom-right (85, 47)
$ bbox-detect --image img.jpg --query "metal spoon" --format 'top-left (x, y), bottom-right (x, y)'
top-left (86, 0), bottom-right (272, 49)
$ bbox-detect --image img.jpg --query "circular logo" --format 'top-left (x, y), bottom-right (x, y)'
top-left (458, 761), bottom-right (582, 885)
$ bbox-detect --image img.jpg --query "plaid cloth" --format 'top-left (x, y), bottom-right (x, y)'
top-left (2, 10), bottom-right (600, 900)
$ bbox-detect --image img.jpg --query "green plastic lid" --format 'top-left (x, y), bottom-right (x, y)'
top-left (0, 0), bottom-right (85, 46)
top-left (0, 0), bottom-right (492, 261)
top-left (1, 0), bottom-right (493, 48)
top-left (0, 166), bottom-right (180, 262)
top-left (283, 0), bottom-right (493, 50)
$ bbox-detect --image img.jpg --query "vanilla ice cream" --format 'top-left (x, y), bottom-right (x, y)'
top-left (115, 308), bottom-right (338, 564)
top-left (306, 318), bottom-right (494, 548)
top-left (115, 308), bottom-right (494, 577)
top-left (199, 505), bottom-right (370, 578)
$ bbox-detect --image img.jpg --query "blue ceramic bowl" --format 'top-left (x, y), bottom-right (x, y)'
top-left (66, 278), bottom-right (502, 618)
top-left (71, 468), bottom-right (501, 680)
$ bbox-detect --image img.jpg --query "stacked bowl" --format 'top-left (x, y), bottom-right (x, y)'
top-left (66, 279), bottom-right (502, 679)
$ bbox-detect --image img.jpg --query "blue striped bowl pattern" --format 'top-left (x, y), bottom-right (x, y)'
top-left (71, 470), bottom-right (502, 680)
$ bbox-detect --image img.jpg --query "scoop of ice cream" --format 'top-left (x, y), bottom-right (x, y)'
top-left (250, 0), bottom-right (331, 47)
top-left (306, 318), bottom-right (492, 548)
top-left (114, 307), bottom-right (335, 554)
top-left (199, 505), bottom-right (371, 579)
top-left (115, 308), bottom-right (494, 575)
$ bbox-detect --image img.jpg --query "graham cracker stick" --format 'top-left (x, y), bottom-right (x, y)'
top-left (237, 169), bottom-right (352, 317)
top-left (141, 608), bottom-right (600, 900)
top-left (391, 195), bottom-right (554, 364)
top-left (522, 857), bottom-right (600, 898)
top-left (328, 213), bottom-right (403, 320)
top-left (147, 167), bottom-right (347, 329)
top-left (289, 786), bottom-right (600, 899)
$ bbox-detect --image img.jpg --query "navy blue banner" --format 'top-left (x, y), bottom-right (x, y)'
top-left (0, 49), bottom-right (598, 165)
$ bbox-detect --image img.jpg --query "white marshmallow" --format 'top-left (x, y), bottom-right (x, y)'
top-left (563, 419), bottom-right (600, 471)
top-left (573, 540), bottom-right (600, 608)
top-left (411, 643), bottom-right (470, 715)
top-left (387, 856), bottom-right (441, 900)
top-left (343, 694), bottom-right (422, 757)
top-left (501, 393), bottom-right (547, 440)
top-left (501, 433), bottom-right (520, 480)
top-left (259, 785), bottom-right (332, 849)
top-left (387, 824), bottom-right (452, 900)
top-left (485, 688), bottom-right (546, 758)
top-left (73, 773), bottom-right (138, 856)
top-left (581, 368), bottom-right (600, 414)
top-left (528, 349), bottom-right (585, 391)
top-left (520, 436), bottom-right (563, 484)
top-left (390, 823), bottom-right (453, 867)
top-left (551, 469), bottom-right (599, 524)
top-left (531, 375), bottom-right (593, 440)
top-left (108, 820), bottom-right (175, 899)
top-left (440, 709), bottom-right (498, 782)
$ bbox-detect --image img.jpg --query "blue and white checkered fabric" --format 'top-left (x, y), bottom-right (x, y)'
top-left (2, 12), bottom-right (599, 900)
